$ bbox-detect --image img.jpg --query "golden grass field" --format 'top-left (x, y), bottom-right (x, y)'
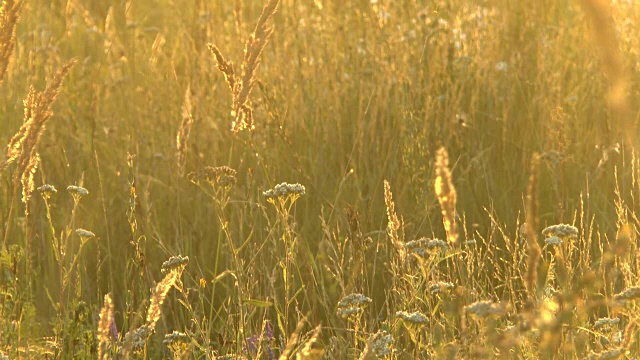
top-left (2, 0), bottom-right (640, 358)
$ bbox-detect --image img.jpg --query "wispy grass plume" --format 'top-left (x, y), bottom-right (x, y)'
top-left (208, 0), bottom-right (280, 133)
top-left (2, 59), bottom-right (75, 249)
top-left (434, 147), bottom-right (458, 246)
top-left (0, 0), bottom-right (22, 85)
top-left (176, 85), bottom-right (194, 177)
top-left (97, 293), bottom-right (115, 359)
top-left (383, 180), bottom-right (405, 260)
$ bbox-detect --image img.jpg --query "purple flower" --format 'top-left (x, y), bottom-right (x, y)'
top-left (109, 316), bottom-right (118, 341)
top-left (245, 334), bottom-right (259, 356)
top-left (264, 320), bottom-right (273, 341)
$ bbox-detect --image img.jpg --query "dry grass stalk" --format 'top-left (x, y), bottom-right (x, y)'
top-left (295, 325), bottom-right (324, 360)
top-left (383, 180), bottom-right (405, 260)
top-left (176, 85), bottom-right (194, 177)
top-left (0, 0), bottom-right (22, 85)
top-left (278, 317), bottom-right (306, 360)
top-left (208, 0), bottom-right (279, 133)
top-left (3, 59), bottom-right (76, 215)
top-left (146, 265), bottom-right (182, 329)
top-left (525, 153), bottom-right (542, 300)
top-left (122, 256), bottom-right (188, 355)
top-left (435, 147), bottom-right (458, 246)
top-left (97, 294), bottom-right (114, 359)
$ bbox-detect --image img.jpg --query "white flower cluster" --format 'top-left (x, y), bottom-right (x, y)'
top-left (123, 325), bottom-right (153, 352)
top-left (369, 330), bottom-right (393, 357)
top-left (263, 182), bottom-right (306, 199)
top-left (404, 238), bottom-right (448, 256)
top-left (594, 317), bottom-right (620, 330)
top-left (163, 330), bottom-right (189, 345)
top-left (429, 281), bottom-right (455, 294)
top-left (336, 307), bottom-right (363, 319)
top-left (187, 166), bottom-right (237, 187)
top-left (161, 255), bottom-right (189, 273)
top-left (395, 310), bottom-right (429, 325)
top-left (544, 236), bottom-right (563, 246)
top-left (542, 224), bottom-right (578, 239)
top-left (67, 185), bottom-right (89, 197)
top-left (76, 228), bottom-right (96, 239)
top-left (338, 293), bottom-right (372, 308)
top-left (613, 287), bottom-right (640, 304)
top-left (464, 301), bottom-right (505, 318)
top-left (587, 348), bottom-right (625, 360)
top-left (38, 184), bottom-right (57, 195)
top-left (336, 293), bottom-right (372, 319)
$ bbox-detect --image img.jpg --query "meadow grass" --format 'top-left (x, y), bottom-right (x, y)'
top-left (1, 0), bottom-right (640, 358)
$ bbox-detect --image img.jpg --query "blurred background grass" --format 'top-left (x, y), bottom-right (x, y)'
top-left (2, 0), bottom-right (640, 358)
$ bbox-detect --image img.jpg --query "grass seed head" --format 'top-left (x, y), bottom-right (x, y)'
top-left (383, 180), bottom-right (405, 260)
top-left (434, 147), bottom-right (458, 246)
top-left (0, 0), bottom-right (23, 84)
top-left (97, 294), bottom-right (115, 359)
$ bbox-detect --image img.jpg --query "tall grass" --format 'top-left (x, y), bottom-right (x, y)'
top-left (1, 0), bottom-right (640, 358)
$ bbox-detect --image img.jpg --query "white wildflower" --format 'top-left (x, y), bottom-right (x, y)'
top-left (465, 301), bottom-right (505, 318)
top-left (395, 310), bottom-right (429, 325)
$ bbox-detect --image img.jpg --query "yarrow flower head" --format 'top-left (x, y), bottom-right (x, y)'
top-left (123, 325), bottom-right (153, 353)
top-left (587, 348), bottom-right (625, 360)
top-left (336, 307), bottom-right (363, 319)
top-left (613, 287), bottom-right (640, 304)
top-left (161, 255), bottom-right (189, 274)
top-left (542, 224), bottom-right (578, 240)
top-left (465, 300), bottom-right (506, 319)
top-left (263, 182), bottom-right (306, 199)
top-left (594, 317), bottom-right (620, 330)
top-left (336, 293), bottom-right (372, 319)
top-left (67, 185), bottom-right (89, 198)
top-left (38, 184), bottom-right (57, 199)
top-left (187, 166), bottom-right (237, 188)
top-left (430, 281), bottom-right (455, 294)
top-left (338, 293), bottom-right (372, 308)
top-left (544, 236), bottom-right (563, 246)
top-left (404, 238), bottom-right (448, 257)
top-left (163, 331), bottom-right (189, 355)
top-left (369, 330), bottom-right (393, 357)
top-left (76, 228), bottom-right (96, 241)
top-left (395, 310), bottom-right (429, 325)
